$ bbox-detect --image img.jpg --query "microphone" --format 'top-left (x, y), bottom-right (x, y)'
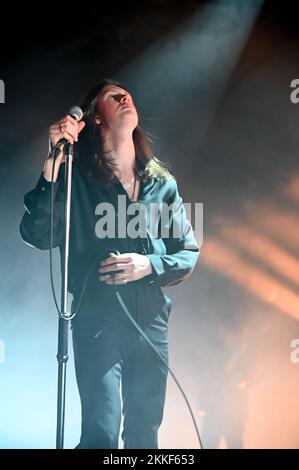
top-left (52, 106), bottom-right (83, 159)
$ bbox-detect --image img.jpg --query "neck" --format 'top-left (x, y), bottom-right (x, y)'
top-left (103, 129), bottom-right (136, 179)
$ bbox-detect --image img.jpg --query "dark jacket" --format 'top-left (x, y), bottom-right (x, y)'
top-left (19, 163), bottom-right (199, 321)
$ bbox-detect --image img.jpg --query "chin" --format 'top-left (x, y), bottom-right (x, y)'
top-left (122, 116), bottom-right (138, 130)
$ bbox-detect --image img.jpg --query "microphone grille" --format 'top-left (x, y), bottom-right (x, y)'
top-left (68, 106), bottom-right (83, 121)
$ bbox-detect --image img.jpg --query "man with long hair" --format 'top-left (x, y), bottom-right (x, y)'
top-left (19, 79), bottom-right (199, 448)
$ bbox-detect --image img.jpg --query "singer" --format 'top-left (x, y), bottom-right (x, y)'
top-left (19, 78), bottom-right (199, 449)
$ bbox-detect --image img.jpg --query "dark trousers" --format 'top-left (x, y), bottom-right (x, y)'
top-left (71, 286), bottom-right (169, 449)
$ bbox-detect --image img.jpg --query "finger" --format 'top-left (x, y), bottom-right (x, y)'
top-left (98, 263), bottom-right (130, 274)
top-left (63, 117), bottom-right (85, 136)
top-left (64, 116), bottom-right (80, 133)
top-left (98, 274), bottom-right (111, 282)
top-left (99, 261), bottom-right (132, 271)
top-left (54, 129), bottom-right (77, 145)
top-left (113, 271), bottom-right (128, 281)
top-left (98, 255), bottom-right (118, 269)
top-left (49, 124), bottom-right (61, 134)
top-left (60, 131), bottom-right (76, 145)
top-left (49, 126), bottom-right (62, 146)
top-left (64, 114), bottom-right (80, 128)
top-left (50, 116), bottom-right (78, 135)
top-left (101, 255), bottom-right (132, 267)
top-left (59, 123), bottom-right (78, 141)
top-left (105, 277), bottom-right (130, 285)
top-left (49, 125), bottom-right (77, 146)
top-left (78, 121), bottom-right (86, 133)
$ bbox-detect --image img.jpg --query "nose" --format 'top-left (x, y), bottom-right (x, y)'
top-left (120, 94), bottom-right (131, 105)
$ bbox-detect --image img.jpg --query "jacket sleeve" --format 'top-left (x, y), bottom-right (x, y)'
top-left (145, 178), bottom-right (200, 287)
top-left (19, 172), bottom-right (65, 250)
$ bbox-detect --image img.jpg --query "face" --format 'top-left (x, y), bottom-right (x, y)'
top-left (95, 85), bottom-right (138, 133)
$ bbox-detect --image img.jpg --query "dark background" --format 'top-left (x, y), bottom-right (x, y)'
top-left (1, 0), bottom-right (299, 448)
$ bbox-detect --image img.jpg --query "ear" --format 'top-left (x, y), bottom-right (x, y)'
top-left (95, 115), bottom-right (101, 125)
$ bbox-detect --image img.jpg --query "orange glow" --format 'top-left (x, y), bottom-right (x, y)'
top-left (213, 217), bottom-right (299, 287)
top-left (201, 238), bottom-right (299, 321)
top-left (245, 201), bottom-right (299, 252)
top-left (283, 174), bottom-right (299, 203)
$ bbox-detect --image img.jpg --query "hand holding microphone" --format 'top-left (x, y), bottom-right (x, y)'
top-left (50, 106), bottom-right (85, 148)
top-left (43, 106), bottom-right (85, 182)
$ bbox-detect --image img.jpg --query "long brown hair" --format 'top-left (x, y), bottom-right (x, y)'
top-left (75, 78), bottom-right (175, 187)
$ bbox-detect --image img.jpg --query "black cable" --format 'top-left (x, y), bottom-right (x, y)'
top-left (49, 153), bottom-right (77, 320)
top-left (112, 248), bottom-right (203, 449)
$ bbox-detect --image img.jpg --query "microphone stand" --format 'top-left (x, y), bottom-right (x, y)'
top-left (56, 142), bottom-right (73, 449)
